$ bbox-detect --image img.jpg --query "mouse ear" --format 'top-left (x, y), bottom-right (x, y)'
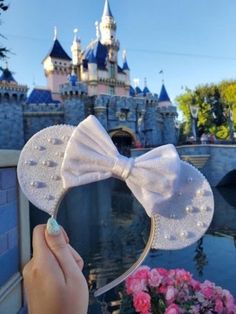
top-left (17, 125), bottom-right (75, 216)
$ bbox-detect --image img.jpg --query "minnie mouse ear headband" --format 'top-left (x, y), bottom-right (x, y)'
top-left (17, 115), bottom-right (214, 296)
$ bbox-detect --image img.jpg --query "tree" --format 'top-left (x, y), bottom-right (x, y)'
top-left (0, 0), bottom-right (9, 59)
top-left (176, 80), bottom-right (236, 141)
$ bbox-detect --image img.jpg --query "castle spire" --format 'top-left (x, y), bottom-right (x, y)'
top-left (158, 83), bottom-right (171, 107)
top-left (99, 0), bottom-right (118, 47)
top-left (54, 26), bottom-right (58, 41)
top-left (122, 50), bottom-right (129, 70)
top-left (102, 0), bottom-right (113, 18)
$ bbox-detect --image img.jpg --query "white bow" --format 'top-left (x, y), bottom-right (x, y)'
top-left (61, 115), bottom-right (180, 217)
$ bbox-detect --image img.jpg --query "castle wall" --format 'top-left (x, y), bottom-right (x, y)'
top-left (0, 101), bottom-right (24, 149)
top-left (23, 103), bottom-right (64, 142)
top-left (0, 82), bottom-right (178, 150)
top-left (63, 98), bottom-right (86, 126)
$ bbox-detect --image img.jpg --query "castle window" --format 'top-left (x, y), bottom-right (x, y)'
top-left (12, 94), bottom-right (18, 102)
top-left (109, 86), bottom-right (115, 95)
top-left (3, 93), bottom-right (9, 101)
top-left (109, 63), bottom-right (116, 78)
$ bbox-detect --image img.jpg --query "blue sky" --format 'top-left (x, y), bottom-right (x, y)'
top-left (1, 0), bottom-right (236, 101)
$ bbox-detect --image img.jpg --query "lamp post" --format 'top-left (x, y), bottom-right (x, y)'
top-left (225, 104), bottom-right (234, 142)
top-left (189, 102), bottom-right (199, 142)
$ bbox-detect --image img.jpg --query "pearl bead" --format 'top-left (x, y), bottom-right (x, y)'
top-left (62, 135), bottom-right (70, 142)
top-left (180, 231), bottom-right (188, 238)
top-left (30, 181), bottom-right (40, 188)
top-left (42, 160), bottom-right (54, 167)
top-left (186, 206), bottom-right (193, 213)
top-left (197, 221), bottom-right (205, 228)
top-left (45, 195), bottom-right (54, 201)
top-left (34, 145), bottom-right (44, 151)
top-left (197, 189), bottom-right (204, 196)
top-left (51, 175), bottom-right (61, 181)
top-left (48, 138), bottom-right (59, 145)
top-left (24, 160), bottom-right (36, 166)
top-left (200, 205), bottom-right (207, 212)
top-left (55, 152), bottom-right (64, 158)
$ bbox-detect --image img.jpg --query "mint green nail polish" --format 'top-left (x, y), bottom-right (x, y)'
top-left (47, 217), bottom-right (61, 235)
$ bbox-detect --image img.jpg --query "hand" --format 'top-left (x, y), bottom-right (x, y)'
top-left (23, 218), bottom-right (89, 314)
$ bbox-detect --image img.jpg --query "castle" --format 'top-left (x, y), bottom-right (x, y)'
top-left (0, 0), bottom-right (178, 153)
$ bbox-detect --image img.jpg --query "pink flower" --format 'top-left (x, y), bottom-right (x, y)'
top-left (158, 268), bottom-right (169, 277)
top-left (165, 286), bottom-right (177, 305)
top-left (126, 277), bottom-right (146, 295)
top-left (165, 303), bottom-right (180, 314)
top-left (148, 268), bottom-right (162, 287)
top-left (190, 279), bottom-right (201, 290)
top-left (222, 289), bottom-right (236, 313)
top-left (133, 266), bottom-right (150, 282)
top-left (133, 291), bottom-right (151, 313)
top-left (201, 280), bottom-right (215, 299)
top-left (214, 298), bottom-right (224, 314)
top-left (159, 284), bottom-right (168, 294)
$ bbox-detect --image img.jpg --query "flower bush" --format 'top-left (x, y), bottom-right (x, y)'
top-left (120, 266), bottom-right (236, 314)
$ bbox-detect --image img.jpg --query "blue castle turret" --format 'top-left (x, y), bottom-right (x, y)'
top-left (158, 83), bottom-right (178, 145)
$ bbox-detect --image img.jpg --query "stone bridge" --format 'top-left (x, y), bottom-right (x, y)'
top-left (132, 144), bottom-right (236, 187)
top-left (177, 144), bottom-right (236, 187)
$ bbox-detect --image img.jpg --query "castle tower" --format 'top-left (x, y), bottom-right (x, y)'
top-left (0, 65), bottom-right (28, 149)
top-left (71, 29), bottom-right (81, 79)
top-left (60, 70), bottom-right (88, 126)
top-left (43, 28), bottom-right (72, 100)
top-left (100, 0), bottom-right (120, 64)
top-left (100, 0), bottom-right (116, 45)
top-left (143, 94), bottom-right (162, 147)
top-left (158, 84), bottom-right (178, 145)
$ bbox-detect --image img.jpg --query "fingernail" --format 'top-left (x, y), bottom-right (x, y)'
top-left (47, 217), bottom-right (61, 235)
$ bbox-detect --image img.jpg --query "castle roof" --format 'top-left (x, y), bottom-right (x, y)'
top-left (0, 67), bottom-right (17, 83)
top-left (103, 0), bottom-right (113, 18)
top-left (130, 85), bottom-right (135, 97)
top-left (44, 39), bottom-right (71, 61)
top-left (143, 86), bottom-right (150, 96)
top-left (135, 86), bottom-right (142, 95)
top-left (123, 60), bottom-right (129, 71)
top-left (159, 84), bottom-right (171, 102)
top-left (83, 40), bottom-right (108, 69)
top-left (88, 51), bottom-right (97, 64)
top-left (27, 88), bottom-right (60, 104)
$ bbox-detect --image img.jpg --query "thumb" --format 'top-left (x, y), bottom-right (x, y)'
top-left (45, 217), bottom-right (80, 278)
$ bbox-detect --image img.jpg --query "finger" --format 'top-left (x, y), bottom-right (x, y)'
top-left (68, 244), bottom-right (84, 270)
top-left (32, 224), bottom-right (51, 259)
top-left (22, 258), bottom-right (34, 280)
top-left (45, 217), bottom-right (81, 279)
top-left (30, 225), bottom-right (63, 275)
top-left (61, 226), bottom-right (69, 244)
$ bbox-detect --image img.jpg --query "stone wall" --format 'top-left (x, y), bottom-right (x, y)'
top-left (23, 102), bottom-right (64, 142)
top-left (0, 101), bottom-right (24, 149)
top-left (177, 144), bottom-right (236, 186)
